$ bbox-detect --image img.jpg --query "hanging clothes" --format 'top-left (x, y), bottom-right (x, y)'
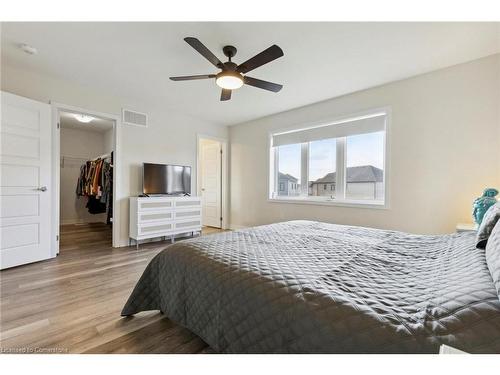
top-left (76, 157), bottom-right (113, 218)
top-left (86, 196), bottom-right (106, 214)
top-left (100, 162), bottom-right (114, 224)
top-left (100, 162), bottom-right (112, 204)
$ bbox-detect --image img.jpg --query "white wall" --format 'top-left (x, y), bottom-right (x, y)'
top-left (229, 54), bottom-right (500, 234)
top-left (103, 128), bottom-right (114, 157)
top-left (60, 127), bottom-right (107, 224)
top-left (1, 64), bottom-right (228, 246)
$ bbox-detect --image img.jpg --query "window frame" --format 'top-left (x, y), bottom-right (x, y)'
top-left (267, 107), bottom-right (390, 209)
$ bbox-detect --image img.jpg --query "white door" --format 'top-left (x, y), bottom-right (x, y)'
top-left (200, 140), bottom-right (221, 228)
top-left (0, 91), bottom-right (53, 269)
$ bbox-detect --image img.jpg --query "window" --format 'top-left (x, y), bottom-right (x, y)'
top-left (270, 111), bottom-right (387, 206)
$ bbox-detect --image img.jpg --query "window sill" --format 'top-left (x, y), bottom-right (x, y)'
top-left (267, 197), bottom-right (388, 209)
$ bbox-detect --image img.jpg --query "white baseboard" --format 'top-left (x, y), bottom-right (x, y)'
top-left (117, 239), bottom-right (130, 248)
top-left (61, 219), bottom-right (107, 225)
top-left (61, 219), bottom-right (83, 225)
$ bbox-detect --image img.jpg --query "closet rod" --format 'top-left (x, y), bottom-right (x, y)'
top-left (92, 153), bottom-right (111, 161)
top-left (60, 155), bottom-right (88, 168)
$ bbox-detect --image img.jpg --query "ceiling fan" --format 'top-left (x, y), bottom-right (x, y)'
top-left (170, 37), bottom-right (284, 101)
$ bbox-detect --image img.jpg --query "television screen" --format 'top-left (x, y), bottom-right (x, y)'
top-left (143, 163), bottom-right (191, 195)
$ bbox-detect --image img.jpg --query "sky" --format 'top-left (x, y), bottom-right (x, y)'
top-left (278, 131), bottom-right (384, 181)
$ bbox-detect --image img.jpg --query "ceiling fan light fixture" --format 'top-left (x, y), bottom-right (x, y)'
top-left (215, 71), bottom-right (244, 90)
top-left (170, 38), bottom-right (284, 100)
top-left (73, 114), bottom-right (95, 123)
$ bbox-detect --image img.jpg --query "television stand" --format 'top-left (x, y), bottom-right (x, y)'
top-left (129, 195), bottom-right (202, 249)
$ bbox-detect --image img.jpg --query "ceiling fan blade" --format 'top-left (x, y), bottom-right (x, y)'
top-left (169, 74), bottom-right (215, 81)
top-left (244, 76), bottom-right (283, 92)
top-left (237, 45), bottom-right (283, 74)
top-left (220, 89), bottom-right (232, 101)
top-left (184, 37), bottom-right (224, 69)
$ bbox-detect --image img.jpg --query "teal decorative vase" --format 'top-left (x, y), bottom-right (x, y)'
top-left (472, 188), bottom-right (498, 225)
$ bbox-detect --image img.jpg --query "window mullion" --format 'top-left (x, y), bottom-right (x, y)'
top-left (300, 142), bottom-right (309, 196)
top-left (336, 138), bottom-right (346, 200)
top-left (273, 147), bottom-right (279, 198)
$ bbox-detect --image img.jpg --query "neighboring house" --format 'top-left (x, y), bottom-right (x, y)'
top-left (310, 173), bottom-right (336, 197)
top-left (278, 172), bottom-right (300, 196)
top-left (310, 165), bottom-right (384, 200)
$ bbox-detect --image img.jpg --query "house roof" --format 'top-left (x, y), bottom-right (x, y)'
top-left (311, 165), bottom-right (383, 184)
top-left (278, 172), bottom-right (299, 183)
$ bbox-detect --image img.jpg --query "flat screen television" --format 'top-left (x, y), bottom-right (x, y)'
top-left (143, 163), bottom-right (191, 195)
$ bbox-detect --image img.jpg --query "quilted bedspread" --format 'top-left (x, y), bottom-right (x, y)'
top-left (121, 220), bottom-right (500, 353)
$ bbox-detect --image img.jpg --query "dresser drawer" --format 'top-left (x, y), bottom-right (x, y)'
top-left (174, 199), bottom-right (201, 209)
top-left (138, 222), bottom-right (174, 236)
top-left (174, 208), bottom-right (202, 220)
top-left (138, 200), bottom-right (174, 211)
top-left (174, 218), bottom-right (202, 231)
top-left (138, 211), bottom-right (174, 223)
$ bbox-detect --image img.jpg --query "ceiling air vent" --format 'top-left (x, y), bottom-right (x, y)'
top-left (122, 108), bottom-right (148, 128)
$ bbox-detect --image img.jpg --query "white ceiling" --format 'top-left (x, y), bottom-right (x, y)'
top-left (60, 111), bottom-right (114, 133)
top-left (2, 22), bottom-right (499, 126)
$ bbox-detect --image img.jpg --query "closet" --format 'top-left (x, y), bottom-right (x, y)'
top-left (74, 153), bottom-right (113, 222)
top-left (59, 111), bottom-right (114, 249)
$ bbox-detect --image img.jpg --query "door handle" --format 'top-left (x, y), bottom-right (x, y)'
top-left (201, 188), bottom-right (205, 191)
top-left (36, 186), bottom-right (48, 192)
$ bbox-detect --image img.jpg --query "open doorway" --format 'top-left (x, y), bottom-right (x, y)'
top-left (58, 110), bottom-right (115, 252)
top-left (197, 135), bottom-right (228, 230)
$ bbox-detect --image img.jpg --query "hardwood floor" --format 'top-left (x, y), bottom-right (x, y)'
top-left (0, 223), bottom-right (223, 354)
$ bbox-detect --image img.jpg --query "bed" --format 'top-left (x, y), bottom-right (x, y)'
top-left (121, 220), bottom-right (500, 353)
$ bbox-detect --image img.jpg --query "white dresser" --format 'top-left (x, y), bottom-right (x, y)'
top-left (129, 196), bottom-right (202, 248)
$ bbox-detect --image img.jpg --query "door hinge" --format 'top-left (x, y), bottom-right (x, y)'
top-left (220, 149), bottom-right (223, 154)
top-left (56, 235), bottom-right (59, 241)
top-left (220, 217), bottom-right (223, 221)
top-left (57, 122), bottom-right (60, 129)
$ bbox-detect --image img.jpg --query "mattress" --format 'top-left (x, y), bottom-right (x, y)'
top-left (122, 220), bottom-right (500, 353)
